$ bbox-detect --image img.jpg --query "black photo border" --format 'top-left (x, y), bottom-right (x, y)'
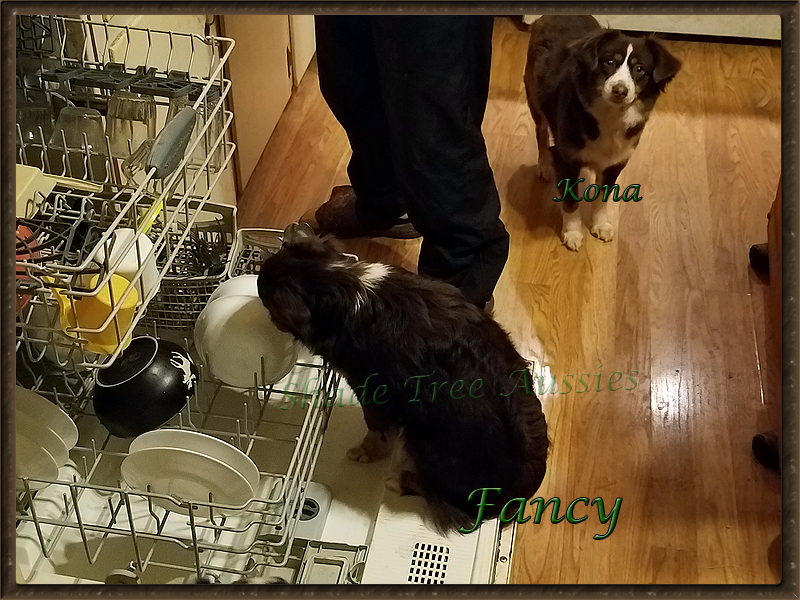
top-left (2, 2), bottom-right (796, 597)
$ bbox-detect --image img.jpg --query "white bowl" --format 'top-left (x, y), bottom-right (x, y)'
top-left (207, 274), bottom-right (259, 305)
top-left (194, 295), bottom-right (298, 388)
top-left (129, 429), bottom-right (259, 490)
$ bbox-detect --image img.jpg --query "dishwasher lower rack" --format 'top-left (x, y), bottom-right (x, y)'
top-left (16, 345), bottom-right (343, 585)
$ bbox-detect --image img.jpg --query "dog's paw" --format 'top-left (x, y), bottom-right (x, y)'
top-left (384, 475), bottom-right (403, 495)
top-left (538, 158), bottom-right (555, 182)
top-left (346, 444), bottom-right (377, 463)
top-left (590, 222), bottom-right (615, 242)
top-left (562, 230), bottom-right (583, 251)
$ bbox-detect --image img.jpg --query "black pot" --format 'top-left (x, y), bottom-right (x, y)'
top-left (93, 336), bottom-right (198, 438)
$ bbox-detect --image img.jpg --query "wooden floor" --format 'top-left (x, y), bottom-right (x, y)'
top-left (238, 18), bottom-right (782, 584)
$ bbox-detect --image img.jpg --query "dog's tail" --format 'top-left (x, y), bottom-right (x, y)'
top-left (419, 416), bottom-right (549, 536)
top-left (424, 493), bottom-right (484, 536)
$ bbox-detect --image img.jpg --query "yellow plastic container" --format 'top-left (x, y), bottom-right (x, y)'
top-left (52, 273), bottom-right (139, 355)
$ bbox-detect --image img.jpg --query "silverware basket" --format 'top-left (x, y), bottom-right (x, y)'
top-left (139, 201), bottom-right (236, 330)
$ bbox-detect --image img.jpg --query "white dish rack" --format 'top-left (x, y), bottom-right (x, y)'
top-left (16, 228), bottom-right (350, 584)
top-left (16, 15), bottom-right (235, 372)
top-left (16, 354), bottom-right (343, 584)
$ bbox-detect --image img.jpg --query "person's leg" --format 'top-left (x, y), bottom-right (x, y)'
top-left (372, 16), bottom-right (508, 307)
top-left (313, 16), bottom-right (408, 229)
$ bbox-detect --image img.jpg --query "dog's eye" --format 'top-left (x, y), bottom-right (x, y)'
top-left (633, 64), bottom-right (645, 75)
top-left (604, 57), bottom-right (615, 67)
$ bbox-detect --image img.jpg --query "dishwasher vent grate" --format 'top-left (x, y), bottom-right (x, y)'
top-left (408, 543), bottom-right (449, 584)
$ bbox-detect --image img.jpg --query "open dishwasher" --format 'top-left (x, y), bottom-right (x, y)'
top-left (14, 15), bottom-right (515, 586)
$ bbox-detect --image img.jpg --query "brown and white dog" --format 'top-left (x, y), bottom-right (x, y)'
top-left (524, 15), bottom-right (681, 250)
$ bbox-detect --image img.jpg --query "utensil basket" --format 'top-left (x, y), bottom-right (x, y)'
top-left (139, 201), bottom-right (236, 330)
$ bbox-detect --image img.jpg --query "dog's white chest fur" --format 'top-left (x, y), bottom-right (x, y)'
top-left (579, 100), bottom-right (644, 170)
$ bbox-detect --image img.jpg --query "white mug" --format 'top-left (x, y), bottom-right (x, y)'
top-left (91, 228), bottom-right (159, 304)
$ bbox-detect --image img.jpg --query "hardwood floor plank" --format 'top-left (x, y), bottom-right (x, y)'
top-left (648, 285), bottom-right (780, 584)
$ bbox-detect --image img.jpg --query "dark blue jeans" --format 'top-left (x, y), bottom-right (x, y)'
top-left (315, 15), bottom-right (509, 307)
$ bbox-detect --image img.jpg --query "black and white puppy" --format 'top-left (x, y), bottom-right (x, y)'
top-left (257, 231), bottom-right (549, 534)
top-left (524, 15), bottom-right (681, 250)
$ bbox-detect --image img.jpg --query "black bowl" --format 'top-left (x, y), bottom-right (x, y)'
top-left (93, 336), bottom-right (198, 438)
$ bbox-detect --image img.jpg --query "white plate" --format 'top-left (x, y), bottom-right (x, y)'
top-left (129, 429), bottom-right (259, 489)
top-left (15, 386), bottom-right (79, 449)
top-left (195, 295), bottom-right (299, 388)
top-left (16, 435), bottom-right (58, 490)
top-left (17, 410), bottom-right (69, 468)
top-left (207, 274), bottom-right (259, 305)
top-left (121, 447), bottom-right (254, 517)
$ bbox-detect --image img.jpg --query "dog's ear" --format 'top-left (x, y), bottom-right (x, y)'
top-left (646, 38), bottom-right (681, 88)
top-left (318, 233), bottom-right (345, 254)
top-left (575, 29), bottom-right (619, 72)
top-left (264, 285), bottom-right (312, 341)
top-left (281, 225), bottom-right (344, 261)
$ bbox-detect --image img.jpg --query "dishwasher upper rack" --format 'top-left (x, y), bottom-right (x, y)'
top-left (17, 16), bottom-right (234, 191)
top-left (15, 16), bottom-right (237, 369)
top-left (16, 352), bottom-right (340, 584)
top-left (15, 146), bottom-right (234, 374)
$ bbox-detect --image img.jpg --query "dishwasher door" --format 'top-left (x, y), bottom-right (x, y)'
top-left (16, 227), bottom-right (515, 586)
top-left (17, 369), bottom-right (514, 586)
